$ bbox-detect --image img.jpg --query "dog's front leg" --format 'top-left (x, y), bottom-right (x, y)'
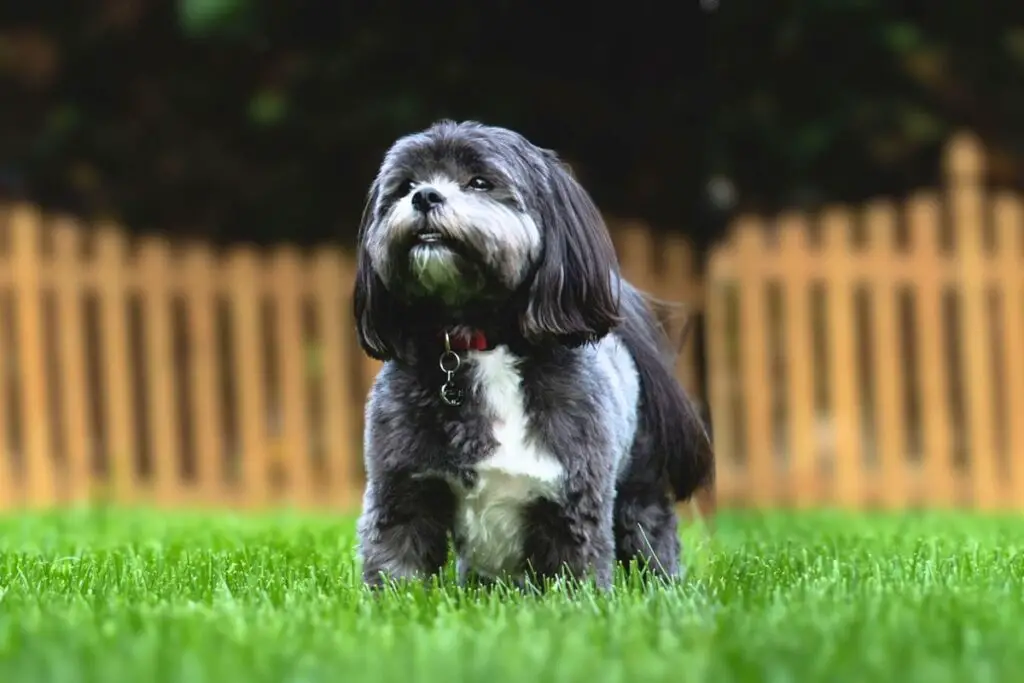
top-left (357, 472), bottom-right (455, 588)
top-left (520, 480), bottom-right (616, 591)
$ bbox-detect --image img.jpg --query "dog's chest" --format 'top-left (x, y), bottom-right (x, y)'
top-left (453, 348), bottom-right (565, 577)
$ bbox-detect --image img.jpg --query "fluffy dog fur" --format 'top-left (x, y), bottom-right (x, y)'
top-left (352, 120), bottom-right (713, 589)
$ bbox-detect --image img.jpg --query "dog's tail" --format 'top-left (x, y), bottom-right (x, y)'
top-left (616, 280), bottom-right (714, 502)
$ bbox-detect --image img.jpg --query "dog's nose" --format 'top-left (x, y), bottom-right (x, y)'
top-left (411, 186), bottom-right (445, 213)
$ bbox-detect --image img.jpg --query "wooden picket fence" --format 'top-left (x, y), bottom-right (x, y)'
top-left (0, 205), bottom-right (703, 511)
top-left (706, 132), bottom-right (1024, 509)
top-left (0, 130), bottom-right (1020, 512)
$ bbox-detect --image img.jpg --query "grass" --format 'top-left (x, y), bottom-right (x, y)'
top-left (0, 507), bottom-right (1020, 683)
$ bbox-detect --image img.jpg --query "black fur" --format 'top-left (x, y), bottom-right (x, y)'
top-left (518, 151), bottom-right (622, 348)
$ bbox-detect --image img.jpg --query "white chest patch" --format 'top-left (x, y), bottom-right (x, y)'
top-left (454, 346), bottom-right (565, 578)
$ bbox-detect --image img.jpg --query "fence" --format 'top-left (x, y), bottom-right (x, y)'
top-left (0, 204), bottom-right (704, 511)
top-left (0, 131), bottom-right (1020, 513)
top-left (706, 132), bottom-right (1024, 510)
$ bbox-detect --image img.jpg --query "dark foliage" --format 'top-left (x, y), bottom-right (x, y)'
top-left (0, 0), bottom-right (712, 249)
top-left (1, 1), bottom-right (1023, 252)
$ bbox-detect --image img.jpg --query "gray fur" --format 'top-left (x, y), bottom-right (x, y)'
top-left (352, 120), bottom-right (714, 590)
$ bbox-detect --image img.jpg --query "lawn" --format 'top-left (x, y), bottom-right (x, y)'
top-left (0, 507), bottom-right (1020, 683)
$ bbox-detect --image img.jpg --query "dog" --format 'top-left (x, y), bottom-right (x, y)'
top-left (352, 120), bottom-right (713, 589)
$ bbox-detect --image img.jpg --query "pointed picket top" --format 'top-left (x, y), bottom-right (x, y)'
top-left (944, 131), bottom-right (985, 181)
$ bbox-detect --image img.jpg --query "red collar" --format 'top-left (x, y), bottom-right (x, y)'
top-left (443, 328), bottom-right (490, 352)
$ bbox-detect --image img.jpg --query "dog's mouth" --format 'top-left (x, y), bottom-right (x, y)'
top-left (415, 227), bottom-right (445, 245)
top-left (403, 224), bottom-right (474, 264)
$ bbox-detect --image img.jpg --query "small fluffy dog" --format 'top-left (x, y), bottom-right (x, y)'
top-left (353, 120), bottom-right (713, 589)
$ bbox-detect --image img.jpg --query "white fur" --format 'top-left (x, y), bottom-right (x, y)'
top-left (421, 177), bottom-right (541, 264)
top-left (408, 245), bottom-right (461, 293)
top-left (451, 336), bottom-right (642, 578)
top-left (369, 174), bottom-right (541, 288)
top-left (452, 345), bottom-right (566, 578)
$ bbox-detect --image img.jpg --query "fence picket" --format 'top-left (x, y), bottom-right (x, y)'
top-left (736, 217), bottom-right (775, 504)
top-left (994, 193), bottom-right (1024, 508)
top-left (226, 246), bottom-right (270, 507)
top-left (704, 246), bottom-right (738, 502)
top-left (618, 220), bottom-right (658, 295)
top-left (183, 243), bottom-right (225, 503)
top-left (313, 249), bottom-right (358, 509)
top-left (11, 206), bottom-right (53, 507)
top-left (0, 210), bottom-right (15, 508)
top-left (361, 356), bottom-right (382, 405)
top-left (271, 247), bottom-right (313, 505)
top-left (96, 224), bottom-right (137, 502)
top-left (908, 193), bottom-right (955, 506)
top-left (864, 201), bottom-right (908, 508)
top-left (822, 206), bottom-right (864, 507)
top-left (52, 218), bottom-right (92, 503)
top-left (948, 135), bottom-right (1000, 509)
top-left (138, 236), bottom-right (181, 504)
top-left (778, 212), bottom-right (818, 506)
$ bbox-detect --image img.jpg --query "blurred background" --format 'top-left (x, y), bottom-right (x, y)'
top-left (0, 0), bottom-right (1021, 513)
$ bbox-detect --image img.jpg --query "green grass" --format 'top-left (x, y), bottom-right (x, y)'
top-left (0, 507), bottom-right (1021, 683)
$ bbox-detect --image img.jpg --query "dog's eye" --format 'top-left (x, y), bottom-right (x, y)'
top-left (467, 176), bottom-right (494, 191)
top-left (396, 178), bottom-right (416, 196)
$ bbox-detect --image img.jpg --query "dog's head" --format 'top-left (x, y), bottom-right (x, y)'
top-left (353, 120), bottom-right (622, 360)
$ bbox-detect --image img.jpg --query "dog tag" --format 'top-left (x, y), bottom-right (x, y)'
top-left (440, 382), bottom-right (463, 407)
top-left (438, 333), bottom-right (464, 406)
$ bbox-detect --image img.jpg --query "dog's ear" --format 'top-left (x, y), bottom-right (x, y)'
top-left (520, 154), bottom-right (622, 346)
top-left (352, 181), bottom-right (400, 361)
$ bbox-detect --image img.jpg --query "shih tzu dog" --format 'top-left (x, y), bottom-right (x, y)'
top-left (352, 120), bottom-right (713, 589)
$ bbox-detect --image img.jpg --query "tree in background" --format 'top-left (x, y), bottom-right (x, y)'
top-left (712, 2), bottom-right (1024, 215)
top-left (0, 0), bottom-right (1022, 254)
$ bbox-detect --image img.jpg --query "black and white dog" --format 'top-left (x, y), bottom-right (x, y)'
top-left (353, 120), bottom-right (713, 589)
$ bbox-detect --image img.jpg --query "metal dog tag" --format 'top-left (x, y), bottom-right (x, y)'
top-left (439, 333), bottom-right (463, 407)
top-left (440, 381), bottom-right (463, 406)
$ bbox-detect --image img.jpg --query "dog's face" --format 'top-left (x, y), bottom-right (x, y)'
top-left (353, 120), bottom-right (622, 360)
top-left (363, 126), bottom-right (543, 304)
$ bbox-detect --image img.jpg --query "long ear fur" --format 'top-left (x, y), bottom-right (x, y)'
top-left (617, 282), bottom-right (715, 501)
top-left (352, 181), bottom-right (400, 360)
top-left (520, 156), bottom-right (622, 346)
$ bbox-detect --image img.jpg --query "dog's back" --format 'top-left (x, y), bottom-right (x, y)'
top-left (614, 279), bottom-right (714, 501)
